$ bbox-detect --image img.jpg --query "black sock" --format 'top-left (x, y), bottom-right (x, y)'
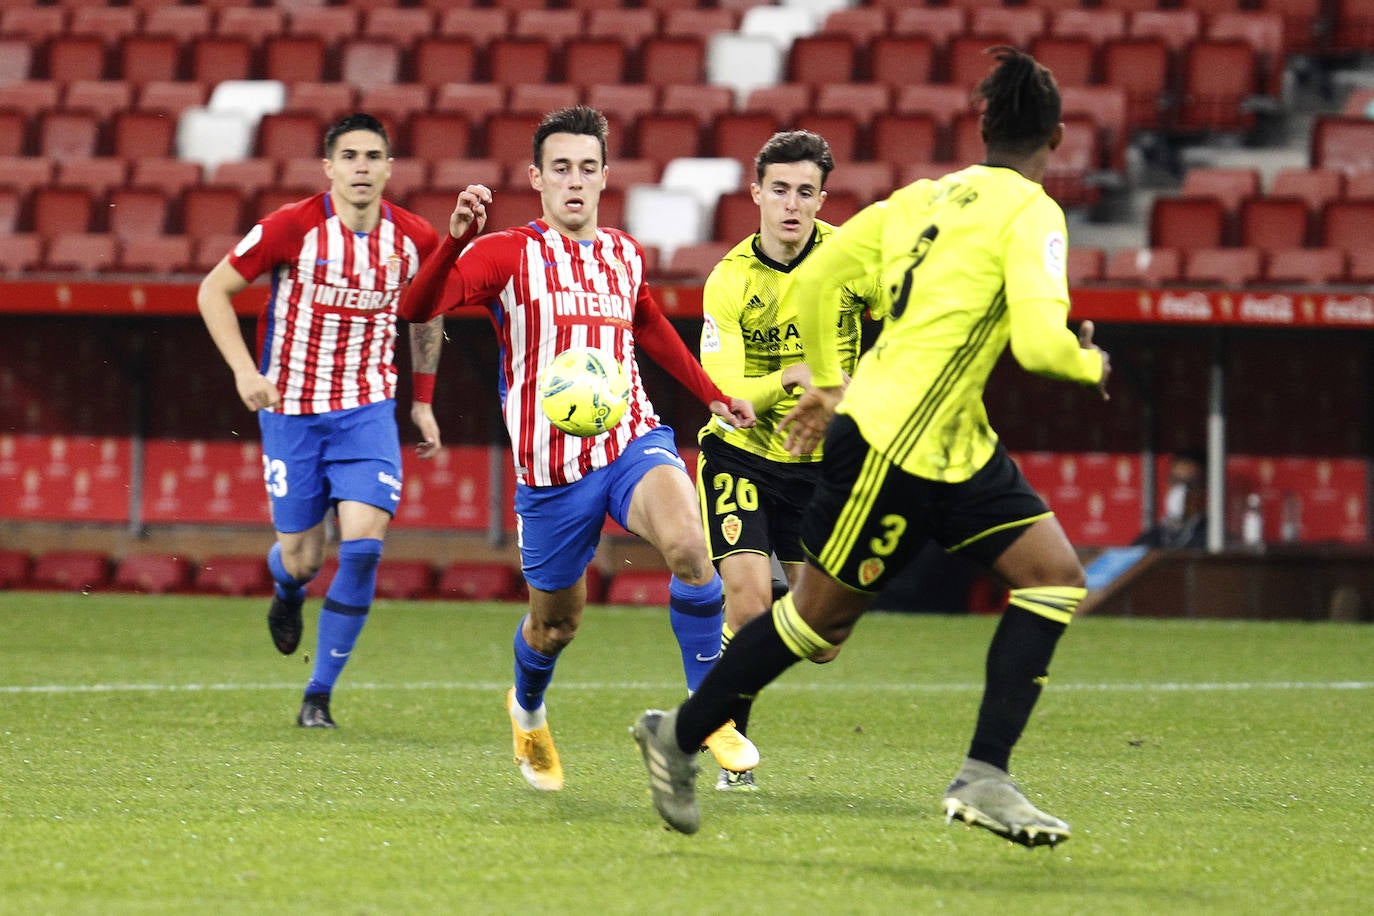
top-left (675, 609), bottom-right (804, 752)
top-left (968, 605), bottom-right (1068, 772)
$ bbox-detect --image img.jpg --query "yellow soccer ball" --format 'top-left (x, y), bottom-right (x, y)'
top-left (537, 346), bottom-right (631, 437)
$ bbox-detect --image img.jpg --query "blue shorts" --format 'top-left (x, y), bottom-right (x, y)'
top-left (515, 426), bottom-right (683, 591)
top-left (258, 400), bottom-right (403, 534)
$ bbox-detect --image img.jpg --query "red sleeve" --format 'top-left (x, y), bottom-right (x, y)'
top-left (227, 196), bottom-right (314, 283)
top-left (633, 286), bottom-right (727, 407)
top-left (397, 222), bottom-right (494, 322)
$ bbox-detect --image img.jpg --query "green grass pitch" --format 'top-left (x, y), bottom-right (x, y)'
top-left (0, 592), bottom-right (1370, 914)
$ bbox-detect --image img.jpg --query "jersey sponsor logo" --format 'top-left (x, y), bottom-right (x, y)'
top-left (1044, 230), bottom-right (1067, 278)
top-left (233, 224), bottom-right (263, 257)
top-left (312, 285), bottom-right (400, 312)
top-left (551, 290), bottom-right (633, 325)
top-left (701, 313), bottom-right (721, 353)
top-left (746, 323), bottom-right (801, 352)
top-left (858, 556), bottom-right (885, 587)
top-left (721, 513), bottom-right (742, 546)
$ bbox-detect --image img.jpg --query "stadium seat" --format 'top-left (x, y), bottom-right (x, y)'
top-left (795, 112), bottom-right (860, 163)
top-left (363, 8), bottom-right (435, 51)
top-left (1346, 170), bottom-right (1374, 200)
top-left (743, 83), bottom-right (814, 123)
top-left (1207, 11), bottom-right (1286, 95)
top-left (1050, 8), bottom-right (1127, 46)
top-left (1183, 248), bottom-right (1264, 287)
top-left (1176, 41), bottom-right (1258, 134)
top-left (179, 186), bottom-right (247, 241)
top-left (0, 109), bottom-right (28, 158)
top-left (1265, 0), bottom-right (1325, 56)
top-left (1100, 37), bottom-right (1173, 131)
top-left (1310, 116), bottom-right (1374, 174)
top-left (705, 34), bottom-right (782, 101)
top-left (30, 550), bottom-right (111, 592)
top-left (1129, 9), bottom-right (1202, 52)
top-left (711, 113), bottom-right (781, 168)
top-left (374, 559), bottom-right (436, 600)
top-left (970, 6), bottom-right (1047, 49)
top-left (46, 233), bottom-right (117, 273)
top-left (712, 191), bottom-right (761, 246)
top-left (114, 36), bottom-right (179, 86)
top-left (136, 82), bottom-right (209, 117)
top-left (585, 7), bottom-right (659, 51)
top-left (1103, 247), bottom-right (1183, 286)
top-left (1181, 168), bottom-right (1262, 218)
top-left (210, 159), bottom-right (279, 197)
top-left (1270, 167), bottom-right (1346, 213)
top-left (187, 37), bottom-right (254, 86)
top-left (661, 7), bottom-right (741, 43)
top-left (112, 553), bottom-right (193, 594)
top-left (1150, 197), bottom-right (1228, 250)
top-left (1060, 86), bottom-right (1130, 170)
top-left (820, 6), bottom-right (889, 47)
top-left (641, 36), bottom-right (708, 88)
top-left (605, 570), bottom-right (671, 606)
top-left (871, 36), bottom-right (939, 89)
top-left (815, 83), bottom-right (891, 127)
top-left (108, 188), bottom-right (171, 240)
top-left (631, 113), bottom-right (703, 163)
top-left (0, 548), bottom-right (32, 589)
top-left (1263, 248), bottom-right (1346, 287)
top-left (280, 158), bottom-right (330, 194)
top-left (1067, 247), bottom-right (1105, 285)
top-left (606, 158), bottom-right (661, 192)
top-left (406, 112), bottom-right (474, 163)
top-left (36, 111), bottom-right (100, 160)
top-left (128, 158), bottom-right (203, 198)
top-left (43, 35), bottom-right (106, 84)
top-left (142, 5), bottom-right (213, 45)
top-left (118, 236), bottom-right (194, 275)
top-left (357, 84), bottom-right (431, 123)
top-left (0, 187), bottom-right (20, 234)
top-left (869, 113), bottom-right (941, 167)
top-left (410, 37), bottom-right (478, 87)
top-left (947, 34), bottom-right (1013, 90)
top-left (587, 84), bottom-right (658, 128)
top-left (0, 234), bottom-right (43, 274)
top-left (287, 6), bottom-right (359, 46)
top-left (625, 186), bottom-right (707, 261)
top-left (193, 555), bottom-right (272, 597)
top-left (1345, 248), bottom-right (1374, 284)
top-left (433, 84), bottom-right (507, 124)
top-left (660, 84), bottom-right (734, 125)
top-left (662, 241), bottom-right (731, 281)
top-left (406, 189), bottom-right (466, 235)
top-left (825, 162), bottom-right (895, 207)
top-left (0, 7), bottom-right (67, 44)
top-left (31, 187), bottom-right (96, 241)
top-left (660, 157), bottom-right (743, 218)
top-left (63, 80), bottom-right (134, 121)
top-left (508, 83), bottom-right (581, 117)
top-left (1320, 199), bottom-right (1374, 254)
top-left (487, 37), bottom-right (554, 87)
top-left (215, 6), bottom-right (285, 49)
top-left (207, 80), bottom-right (287, 130)
top-left (435, 561), bottom-right (523, 601)
top-left (190, 234), bottom-right (243, 274)
top-left (176, 108), bottom-right (255, 172)
top-left (482, 111), bottom-right (544, 170)
top-left (54, 158), bottom-right (128, 197)
top-left (1028, 36), bottom-right (1096, 87)
top-left (890, 6), bottom-right (967, 54)
top-left (0, 80), bottom-right (62, 120)
top-left (263, 35), bottom-right (327, 85)
top-left (1238, 196), bottom-right (1311, 252)
top-left (256, 111), bottom-right (325, 163)
top-left (563, 39), bottom-right (630, 89)
top-left (436, 7), bottom-right (511, 48)
top-left (0, 156), bottom-right (55, 194)
top-left (341, 39), bottom-right (402, 89)
top-left (286, 83), bottom-right (356, 123)
top-left (787, 35), bottom-right (858, 88)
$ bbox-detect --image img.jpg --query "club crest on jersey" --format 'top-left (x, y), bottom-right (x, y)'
top-left (858, 556), bottom-right (885, 587)
top-left (606, 255), bottom-right (629, 286)
top-left (721, 513), bottom-right (742, 546)
top-left (383, 253), bottom-right (405, 278)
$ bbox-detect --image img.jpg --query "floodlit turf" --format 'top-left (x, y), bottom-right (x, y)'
top-left (0, 592), bottom-right (1371, 914)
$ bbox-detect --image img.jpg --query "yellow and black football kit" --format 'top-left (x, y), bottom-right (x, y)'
top-left (696, 222), bottom-right (880, 563)
top-left (784, 165), bottom-right (1105, 591)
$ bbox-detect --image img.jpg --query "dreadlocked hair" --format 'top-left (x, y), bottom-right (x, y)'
top-left (975, 46), bottom-right (1061, 157)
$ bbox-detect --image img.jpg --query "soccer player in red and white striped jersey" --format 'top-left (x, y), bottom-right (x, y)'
top-left (401, 106), bottom-right (758, 791)
top-left (199, 113), bottom-right (455, 729)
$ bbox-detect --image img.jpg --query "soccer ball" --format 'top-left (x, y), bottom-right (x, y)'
top-left (537, 346), bottom-right (631, 437)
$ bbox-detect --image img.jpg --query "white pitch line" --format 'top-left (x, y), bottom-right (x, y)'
top-left (1, 680), bottom-right (1370, 695)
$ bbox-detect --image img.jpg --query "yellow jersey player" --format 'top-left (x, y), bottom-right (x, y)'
top-left (635, 47), bottom-right (1110, 845)
top-left (695, 130), bottom-right (882, 790)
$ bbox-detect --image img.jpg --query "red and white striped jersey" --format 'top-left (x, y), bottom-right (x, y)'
top-left (228, 192), bottom-right (438, 415)
top-left (440, 220), bottom-right (665, 487)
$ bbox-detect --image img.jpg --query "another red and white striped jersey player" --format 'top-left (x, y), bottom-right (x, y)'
top-left (228, 191), bottom-right (438, 416)
top-left (404, 219), bottom-right (726, 488)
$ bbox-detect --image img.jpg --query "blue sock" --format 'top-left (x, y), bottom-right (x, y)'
top-left (513, 617), bottom-right (558, 712)
top-left (305, 538), bottom-right (381, 697)
top-left (267, 542), bottom-right (314, 603)
top-left (669, 573), bottom-right (725, 692)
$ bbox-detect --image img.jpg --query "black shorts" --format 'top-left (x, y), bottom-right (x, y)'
top-left (800, 414), bottom-right (1051, 593)
top-left (696, 434), bottom-right (820, 565)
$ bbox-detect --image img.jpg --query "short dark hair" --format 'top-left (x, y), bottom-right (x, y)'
top-left (532, 105), bottom-right (609, 169)
top-left (754, 130), bottom-right (835, 186)
top-left (975, 46), bottom-right (1061, 157)
top-left (324, 113), bottom-right (390, 158)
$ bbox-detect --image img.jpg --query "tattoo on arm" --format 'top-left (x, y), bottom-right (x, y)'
top-left (410, 316), bottom-right (444, 374)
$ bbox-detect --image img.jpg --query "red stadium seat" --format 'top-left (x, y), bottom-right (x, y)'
top-left (287, 6), bottom-right (359, 46)
top-left (1208, 11), bottom-right (1286, 95)
top-left (1310, 116), bottom-right (1374, 175)
top-left (0, 80), bottom-right (61, 120)
top-left (814, 83), bottom-right (891, 127)
top-left (286, 83), bottom-right (357, 123)
top-left (142, 6), bottom-right (213, 44)
top-left (0, 109), bottom-right (26, 158)
top-left (70, 7), bottom-right (139, 46)
top-left (586, 84), bottom-right (658, 127)
top-left (513, 8), bottom-right (585, 46)
top-left (187, 37), bottom-right (253, 86)
top-left (970, 6), bottom-right (1047, 49)
top-left (1176, 41), bottom-right (1258, 134)
top-left (870, 113), bottom-right (941, 167)
top-left (136, 81), bottom-right (208, 117)
top-left (639, 36), bottom-right (706, 87)
top-left (411, 37), bottom-right (479, 87)
top-left (795, 112), bottom-right (860, 164)
top-left (1067, 247), bottom-right (1105, 285)
top-left (660, 84), bottom-right (733, 124)
top-left (661, 7), bottom-right (739, 43)
top-left (1266, 0), bottom-right (1325, 56)
top-left (435, 561), bottom-right (523, 601)
top-left (36, 111), bottom-right (100, 159)
top-left (436, 7), bottom-right (510, 48)
top-left (1028, 36), bottom-right (1096, 87)
top-left (824, 162), bottom-right (895, 207)
top-left (110, 111), bottom-right (177, 160)
top-left (113, 553), bottom-right (194, 594)
top-left (43, 35), bottom-right (106, 83)
top-left (406, 112), bottom-right (475, 163)
top-left (129, 158), bottom-right (203, 197)
top-left (256, 112), bottom-right (326, 163)
top-left (743, 84), bottom-right (813, 123)
top-left (482, 111), bottom-right (544, 170)
top-left (341, 39), bottom-right (403, 89)
top-left (357, 84), bottom-right (431, 122)
top-left (1270, 167), bottom-right (1345, 213)
top-left (1150, 197), bottom-right (1227, 250)
top-left (374, 559), bottom-right (436, 600)
top-left (30, 550), bottom-right (111, 592)
top-left (1182, 247), bottom-right (1264, 287)
top-left (406, 189), bottom-right (466, 235)
top-left (631, 113), bottom-right (704, 162)
top-left (428, 158), bottom-right (507, 192)
top-left (1050, 8), bottom-right (1127, 46)
top-left (0, 7), bottom-right (67, 44)
top-left (118, 236), bottom-right (194, 275)
top-left (1104, 247), bottom-right (1183, 286)
top-left (46, 233), bottom-right (117, 273)
top-left (1263, 248), bottom-right (1347, 287)
top-left (508, 83), bottom-right (582, 117)
top-left (0, 234), bottom-right (43, 274)
top-left (1100, 38), bottom-right (1173, 131)
top-left (1129, 9), bottom-right (1202, 52)
top-left (63, 80), bottom-right (133, 121)
top-left (585, 8), bottom-right (659, 51)
top-left (362, 8), bottom-right (435, 51)
top-left (486, 37), bottom-right (554, 87)
top-left (1238, 196), bottom-right (1311, 252)
top-left (264, 35), bottom-right (327, 84)
top-left (890, 6), bottom-right (967, 52)
top-left (190, 233), bottom-right (243, 274)
top-left (712, 191), bottom-right (760, 246)
top-left (710, 112), bottom-right (780, 169)
top-left (31, 187), bottom-right (96, 241)
top-left (214, 8), bottom-right (284, 51)
top-left (0, 548), bottom-right (32, 589)
top-left (55, 158), bottom-right (128, 197)
top-left (108, 187), bottom-right (171, 240)
top-left (194, 555), bottom-right (272, 597)
top-left (1346, 170), bottom-right (1374, 200)
top-left (1320, 199), bottom-right (1374, 254)
top-left (820, 6), bottom-right (889, 47)
top-left (788, 34), bottom-right (857, 88)
top-left (563, 39), bottom-right (630, 88)
top-left (433, 84), bottom-right (507, 123)
top-left (179, 186), bottom-right (247, 240)
top-left (0, 156), bottom-right (55, 194)
top-left (0, 187), bottom-right (20, 234)
top-left (1180, 168), bottom-right (1262, 218)
top-left (605, 570), bottom-right (671, 607)
top-left (210, 159), bottom-right (279, 197)
top-left (662, 241), bottom-right (731, 281)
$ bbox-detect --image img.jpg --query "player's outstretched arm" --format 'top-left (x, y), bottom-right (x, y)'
top-left (399, 184), bottom-right (492, 324)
